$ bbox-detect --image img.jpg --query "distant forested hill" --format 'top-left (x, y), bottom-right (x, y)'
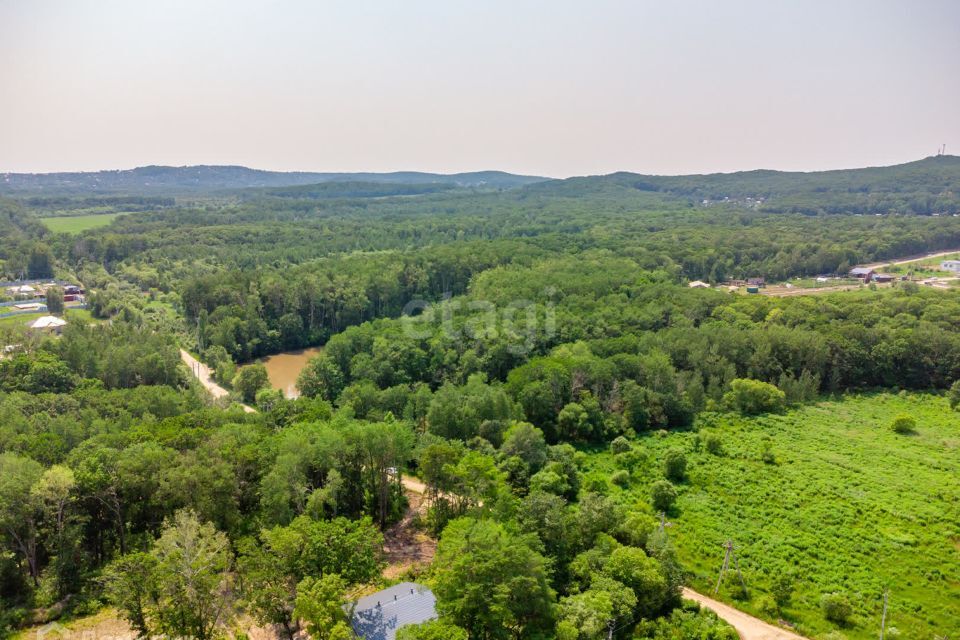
top-left (0, 165), bottom-right (548, 194)
top-left (527, 155), bottom-right (960, 215)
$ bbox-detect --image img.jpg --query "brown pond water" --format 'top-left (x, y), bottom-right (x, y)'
top-left (260, 346), bottom-right (323, 398)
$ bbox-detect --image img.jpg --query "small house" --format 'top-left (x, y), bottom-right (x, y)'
top-left (687, 280), bottom-right (710, 289)
top-left (849, 267), bottom-right (875, 282)
top-left (747, 277), bottom-right (766, 287)
top-left (873, 274), bottom-right (895, 284)
top-left (351, 582), bottom-right (437, 640)
top-left (28, 316), bottom-right (67, 334)
top-left (8, 284), bottom-right (36, 297)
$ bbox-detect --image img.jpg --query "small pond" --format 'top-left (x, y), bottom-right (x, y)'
top-left (260, 346), bottom-right (323, 398)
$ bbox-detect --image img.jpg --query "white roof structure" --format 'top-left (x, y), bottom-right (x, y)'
top-left (28, 316), bottom-right (67, 329)
top-left (12, 285), bottom-right (36, 294)
top-left (688, 280), bottom-right (710, 289)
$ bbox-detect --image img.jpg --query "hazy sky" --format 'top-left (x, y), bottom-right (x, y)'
top-left (1, 0), bottom-right (958, 176)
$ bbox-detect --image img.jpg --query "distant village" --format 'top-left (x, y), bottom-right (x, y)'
top-left (688, 257), bottom-right (960, 295)
top-left (0, 279), bottom-right (85, 335)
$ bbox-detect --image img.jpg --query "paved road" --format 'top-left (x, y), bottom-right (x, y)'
top-left (179, 349), bottom-right (255, 413)
top-left (682, 588), bottom-right (807, 640)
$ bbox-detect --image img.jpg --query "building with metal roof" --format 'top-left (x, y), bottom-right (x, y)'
top-left (351, 582), bottom-right (437, 640)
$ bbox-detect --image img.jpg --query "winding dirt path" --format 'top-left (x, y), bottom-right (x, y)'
top-left (179, 349), bottom-right (255, 413)
top-left (681, 588), bottom-right (807, 640)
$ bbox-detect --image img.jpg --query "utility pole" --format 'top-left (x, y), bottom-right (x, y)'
top-left (658, 511), bottom-right (673, 534)
top-left (879, 589), bottom-right (888, 640)
top-left (714, 540), bottom-right (748, 597)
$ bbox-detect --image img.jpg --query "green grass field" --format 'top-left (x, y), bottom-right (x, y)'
top-left (0, 308), bottom-right (93, 329)
top-left (39, 212), bottom-right (123, 233)
top-left (583, 393), bottom-right (960, 639)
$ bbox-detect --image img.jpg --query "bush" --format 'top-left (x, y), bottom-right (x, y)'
top-left (760, 442), bottom-right (777, 465)
top-left (702, 432), bottom-right (724, 455)
top-left (662, 448), bottom-right (687, 482)
top-left (950, 379), bottom-right (960, 410)
top-left (756, 594), bottom-right (778, 617)
top-left (820, 592), bottom-right (853, 624)
top-left (650, 480), bottom-right (678, 512)
top-left (610, 470), bottom-right (630, 487)
top-left (771, 572), bottom-right (794, 609)
top-left (723, 378), bottom-right (786, 415)
top-left (610, 435), bottom-right (632, 454)
top-left (890, 414), bottom-right (916, 434)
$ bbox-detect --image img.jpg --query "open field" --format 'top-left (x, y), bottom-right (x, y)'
top-left (0, 308), bottom-right (93, 329)
top-left (38, 212), bottom-right (123, 233)
top-left (583, 393), bottom-right (960, 640)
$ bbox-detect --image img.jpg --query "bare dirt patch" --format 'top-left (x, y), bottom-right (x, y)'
top-left (382, 484), bottom-right (437, 579)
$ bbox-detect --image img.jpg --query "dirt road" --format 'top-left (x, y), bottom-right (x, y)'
top-left (402, 477), bottom-right (806, 639)
top-left (179, 349), bottom-right (255, 413)
top-left (861, 248), bottom-right (960, 270)
top-left (682, 588), bottom-right (807, 640)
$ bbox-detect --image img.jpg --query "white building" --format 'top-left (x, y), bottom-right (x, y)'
top-left (940, 260), bottom-right (960, 272)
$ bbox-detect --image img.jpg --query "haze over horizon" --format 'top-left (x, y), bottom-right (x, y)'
top-left (2, 0), bottom-right (958, 177)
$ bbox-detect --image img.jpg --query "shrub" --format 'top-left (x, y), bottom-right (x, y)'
top-left (820, 592), bottom-right (853, 624)
top-left (610, 470), bottom-right (630, 487)
top-left (950, 379), bottom-right (960, 410)
top-left (771, 573), bottom-right (794, 609)
top-left (650, 480), bottom-right (678, 512)
top-left (723, 378), bottom-right (786, 415)
top-left (760, 442), bottom-right (777, 465)
top-left (662, 448), bottom-right (687, 482)
top-left (702, 432), bottom-right (724, 455)
top-left (610, 435), bottom-right (632, 454)
top-left (890, 414), bottom-right (916, 434)
top-left (756, 594), bottom-right (778, 617)
top-left (615, 449), bottom-right (644, 471)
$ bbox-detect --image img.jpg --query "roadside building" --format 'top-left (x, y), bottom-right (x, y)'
top-left (687, 280), bottom-right (710, 289)
top-left (941, 260), bottom-right (960, 272)
top-left (746, 277), bottom-right (765, 287)
top-left (351, 582), bottom-right (437, 640)
top-left (849, 267), bottom-right (875, 282)
top-left (873, 274), bottom-right (896, 284)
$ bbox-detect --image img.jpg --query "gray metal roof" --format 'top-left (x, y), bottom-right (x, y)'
top-left (351, 582), bottom-right (437, 640)
top-left (850, 267), bottom-right (874, 275)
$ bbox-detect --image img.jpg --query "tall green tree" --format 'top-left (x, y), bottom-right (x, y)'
top-left (434, 517), bottom-right (555, 640)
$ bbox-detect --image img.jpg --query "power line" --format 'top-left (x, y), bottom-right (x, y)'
top-left (714, 540), bottom-right (747, 597)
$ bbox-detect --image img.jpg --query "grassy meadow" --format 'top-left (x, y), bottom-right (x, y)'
top-left (0, 308), bottom-right (93, 329)
top-left (39, 212), bottom-right (123, 233)
top-left (583, 393), bottom-right (960, 639)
